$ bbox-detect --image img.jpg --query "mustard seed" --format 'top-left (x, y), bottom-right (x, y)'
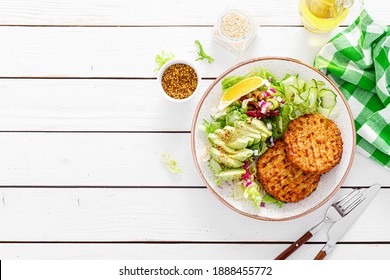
top-left (162, 64), bottom-right (198, 100)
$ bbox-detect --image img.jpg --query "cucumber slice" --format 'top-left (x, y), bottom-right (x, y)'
top-left (316, 80), bottom-right (326, 91)
top-left (318, 89), bottom-right (336, 109)
top-left (317, 106), bottom-right (333, 118)
top-left (307, 79), bottom-right (317, 89)
top-left (281, 75), bottom-right (298, 93)
top-left (286, 85), bottom-right (299, 101)
top-left (306, 87), bottom-right (318, 113)
top-left (298, 78), bottom-right (306, 92)
top-left (293, 90), bottom-right (306, 105)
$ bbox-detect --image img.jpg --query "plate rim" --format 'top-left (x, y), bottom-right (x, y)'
top-left (191, 56), bottom-right (356, 221)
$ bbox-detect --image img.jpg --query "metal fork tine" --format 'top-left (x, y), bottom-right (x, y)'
top-left (337, 190), bottom-right (362, 208)
top-left (342, 196), bottom-right (366, 215)
top-left (333, 191), bottom-right (364, 216)
top-left (333, 189), bottom-right (359, 206)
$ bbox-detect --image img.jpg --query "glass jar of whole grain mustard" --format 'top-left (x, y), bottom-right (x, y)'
top-left (212, 8), bottom-right (258, 55)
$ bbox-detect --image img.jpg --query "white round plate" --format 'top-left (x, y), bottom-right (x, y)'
top-left (191, 57), bottom-right (356, 221)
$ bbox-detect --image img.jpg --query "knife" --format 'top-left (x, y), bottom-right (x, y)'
top-left (314, 183), bottom-right (381, 260)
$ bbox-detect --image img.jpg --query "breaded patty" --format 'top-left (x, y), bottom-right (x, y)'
top-left (257, 141), bottom-right (320, 203)
top-left (283, 114), bottom-right (343, 174)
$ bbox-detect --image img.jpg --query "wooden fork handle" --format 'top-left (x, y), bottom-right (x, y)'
top-left (274, 231), bottom-right (313, 260)
top-left (314, 250), bottom-right (327, 260)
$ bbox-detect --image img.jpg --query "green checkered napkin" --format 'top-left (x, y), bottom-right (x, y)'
top-left (314, 9), bottom-right (390, 170)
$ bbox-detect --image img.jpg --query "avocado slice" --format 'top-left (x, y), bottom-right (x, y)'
top-left (214, 139), bottom-right (241, 154)
top-left (250, 118), bottom-right (272, 137)
top-left (210, 147), bottom-right (244, 168)
top-left (208, 134), bottom-right (240, 155)
top-left (223, 125), bottom-right (237, 132)
top-left (244, 136), bottom-right (254, 147)
top-left (229, 149), bottom-right (254, 161)
top-left (225, 137), bottom-right (249, 150)
top-left (207, 133), bottom-right (218, 142)
top-left (234, 120), bottom-right (260, 134)
top-left (215, 168), bottom-right (246, 182)
top-left (214, 126), bottom-right (240, 142)
top-left (236, 129), bottom-right (261, 144)
top-left (213, 128), bottom-right (226, 138)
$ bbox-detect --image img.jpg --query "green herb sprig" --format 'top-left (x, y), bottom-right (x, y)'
top-left (195, 40), bottom-right (215, 63)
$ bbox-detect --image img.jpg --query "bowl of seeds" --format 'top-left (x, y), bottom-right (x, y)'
top-left (157, 58), bottom-right (201, 103)
top-left (212, 7), bottom-right (258, 55)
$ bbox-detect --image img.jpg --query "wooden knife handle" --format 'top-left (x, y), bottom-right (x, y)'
top-left (274, 231), bottom-right (313, 260)
top-left (314, 250), bottom-right (327, 260)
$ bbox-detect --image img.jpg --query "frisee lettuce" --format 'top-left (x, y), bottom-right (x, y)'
top-left (161, 153), bottom-right (182, 174)
top-left (154, 51), bottom-right (175, 72)
top-left (243, 184), bottom-right (262, 206)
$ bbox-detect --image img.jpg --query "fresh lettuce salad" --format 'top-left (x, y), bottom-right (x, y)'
top-left (200, 67), bottom-right (337, 208)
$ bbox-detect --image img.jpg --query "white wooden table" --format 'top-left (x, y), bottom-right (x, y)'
top-left (0, 0), bottom-right (389, 260)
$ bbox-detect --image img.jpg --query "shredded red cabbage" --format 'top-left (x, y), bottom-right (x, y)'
top-left (241, 161), bottom-right (251, 180)
top-left (246, 101), bottom-right (280, 119)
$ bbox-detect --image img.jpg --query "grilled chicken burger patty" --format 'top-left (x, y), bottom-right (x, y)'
top-left (257, 141), bottom-right (321, 203)
top-left (283, 114), bottom-right (343, 174)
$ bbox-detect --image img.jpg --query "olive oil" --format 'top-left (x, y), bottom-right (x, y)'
top-left (299, 0), bottom-right (352, 33)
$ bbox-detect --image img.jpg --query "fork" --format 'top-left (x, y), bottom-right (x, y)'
top-left (275, 189), bottom-right (365, 260)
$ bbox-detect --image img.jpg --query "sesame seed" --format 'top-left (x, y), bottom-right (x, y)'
top-left (221, 11), bottom-right (249, 39)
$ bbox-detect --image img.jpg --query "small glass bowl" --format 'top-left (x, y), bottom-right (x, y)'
top-left (157, 58), bottom-right (201, 103)
top-left (212, 8), bottom-right (258, 55)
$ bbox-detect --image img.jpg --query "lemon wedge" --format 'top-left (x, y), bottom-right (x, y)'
top-left (218, 77), bottom-right (266, 110)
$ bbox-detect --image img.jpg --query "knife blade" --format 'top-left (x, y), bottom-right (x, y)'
top-left (314, 183), bottom-right (381, 260)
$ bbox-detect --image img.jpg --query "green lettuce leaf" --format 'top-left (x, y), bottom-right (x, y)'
top-left (262, 194), bottom-right (283, 208)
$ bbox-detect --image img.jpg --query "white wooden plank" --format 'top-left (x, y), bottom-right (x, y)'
top-left (0, 0), bottom-right (387, 26)
top-left (0, 79), bottom-right (211, 131)
top-left (0, 243), bottom-right (389, 260)
top-left (0, 188), bottom-right (388, 242)
top-left (0, 26), bottom-right (346, 78)
top-left (0, 133), bottom-right (387, 187)
top-left (345, 153), bottom-right (390, 187)
top-left (0, 133), bottom-right (202, 186)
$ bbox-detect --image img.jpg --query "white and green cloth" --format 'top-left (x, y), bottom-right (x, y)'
top-left (314, 9), bottom-right (390, 170)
